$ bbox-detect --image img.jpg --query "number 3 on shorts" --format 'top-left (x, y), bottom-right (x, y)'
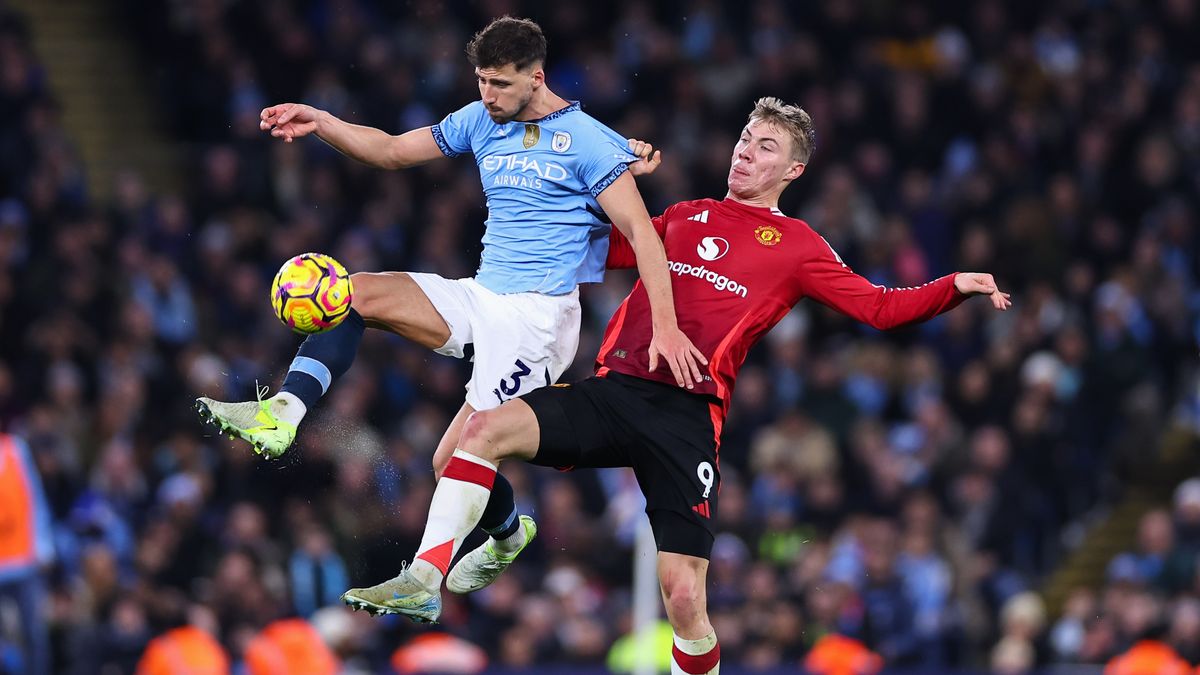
top-left (493, 359), bottom-right (536, 404)
top-left (499, 359), bottom-right (532, 396)
top-left (697, 461), bottom-right (715, 499)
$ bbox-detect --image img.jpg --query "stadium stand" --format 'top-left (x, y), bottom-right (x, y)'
top-left (1, 0), bottom-right (1199, 672)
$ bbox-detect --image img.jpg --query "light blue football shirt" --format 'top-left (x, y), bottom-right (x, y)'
top-left (431, 100), bottom-right (639, 295)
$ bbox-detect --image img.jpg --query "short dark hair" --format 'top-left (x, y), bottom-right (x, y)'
top-left (466, 17), bottom-right (547, 71)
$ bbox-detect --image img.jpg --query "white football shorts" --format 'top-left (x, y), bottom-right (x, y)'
top-left (407, 273), bottom-right (582, 411)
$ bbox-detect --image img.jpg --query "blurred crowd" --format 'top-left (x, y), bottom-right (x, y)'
top-left (2, 0), bottom-right (1200, 672)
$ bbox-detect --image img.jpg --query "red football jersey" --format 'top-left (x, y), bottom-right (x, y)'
top-left (602, 198), bottom-right (965, 418)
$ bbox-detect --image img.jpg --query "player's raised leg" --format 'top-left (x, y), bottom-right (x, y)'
top-left (433, 404), bottom-right (534, 595)
top-left (342, 401), bottom-right (539, 619)
top-left (196, 272), bottom-right (450, 458)
top-left (659, 552), bottom-right (720, 675)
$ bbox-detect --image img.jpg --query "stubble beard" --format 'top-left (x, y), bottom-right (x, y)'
top-left (490, 91), bottom-right (535, 124)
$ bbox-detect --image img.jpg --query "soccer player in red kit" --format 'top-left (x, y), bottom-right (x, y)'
top-left (342, 97), bottom-right (1010, 674)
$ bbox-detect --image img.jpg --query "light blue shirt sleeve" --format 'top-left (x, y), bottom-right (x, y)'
top-left (431, 101), bottom-right (486, 157)
top-left (579, 126), bottom-right (638, 197)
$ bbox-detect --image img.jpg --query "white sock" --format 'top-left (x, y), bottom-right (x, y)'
top-left (269, 391), bottom-right (307, 427)
top-left (491, 524), bottom-right (527, 556)
top-left (671, 631), bottom-right (720, 675)
top-left (410, 449), bottom-right (497, 589)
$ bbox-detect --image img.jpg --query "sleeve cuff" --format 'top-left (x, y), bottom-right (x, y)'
top-left (589, 163), bottom-right (629, 198)
top-left (430, 124), bottom-right (461, 158)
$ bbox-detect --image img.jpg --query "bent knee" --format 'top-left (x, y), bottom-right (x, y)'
top-left (458, 411), bottom-right (493, 453)
top-left (661, 568), bottom-right (707, 625)
top-left (665, 588), bottom-right (705, 625)
top-left (460, 409), bottom-right (526, 464)
top-left (663, 579), bottom-right (702, 607)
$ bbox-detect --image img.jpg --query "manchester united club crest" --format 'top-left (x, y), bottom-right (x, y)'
top-left (754, 224), bottom-right (782, 246)
top-left (523, 124), bottom-right (540, 149)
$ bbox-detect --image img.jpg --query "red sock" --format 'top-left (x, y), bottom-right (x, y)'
top-left (410, 450), bottom-right (496, 589)
top-left (671, 631), bottom-right (720, 675)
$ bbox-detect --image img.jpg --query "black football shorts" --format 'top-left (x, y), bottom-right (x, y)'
top-left (522, 371), bottom-right (721, 559)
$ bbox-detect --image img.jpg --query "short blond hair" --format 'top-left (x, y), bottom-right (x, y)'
top-left (748, 97), bottom-right (816, 164)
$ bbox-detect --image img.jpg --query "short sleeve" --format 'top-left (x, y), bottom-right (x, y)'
top-left (431, 102), bottom-right (484, 157)
top-left (579, 124), bottom-right (639, 197)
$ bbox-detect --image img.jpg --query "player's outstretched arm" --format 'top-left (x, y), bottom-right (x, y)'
top-left (801, 236), bottom-right (1011, 330)
top-left (260, 103), bottom-right (445, 170)
top-left (597, 172), bottom-right (708, 389)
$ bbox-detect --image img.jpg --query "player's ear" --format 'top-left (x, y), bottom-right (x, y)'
top-left (784, 162), bottom-right (806, 182)
top-left (530, 65), bottom-right (545, 89)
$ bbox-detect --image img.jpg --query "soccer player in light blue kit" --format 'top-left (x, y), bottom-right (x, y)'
top-left (196, 17), bottom-right (705, 609)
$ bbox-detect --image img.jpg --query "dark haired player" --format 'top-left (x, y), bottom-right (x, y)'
top-left (342, 98), bottom-right (1010, 675)
top-left (197, 17), bottom-right (702, 595)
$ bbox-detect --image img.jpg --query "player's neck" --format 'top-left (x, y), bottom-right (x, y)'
top-left (724, 191), bottom-right (780, 210)
top-left (515, 87), bottom-right (570, 122)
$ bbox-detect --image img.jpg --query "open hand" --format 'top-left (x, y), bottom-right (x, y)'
top-left (260, 103), bottom-right (320, 143)
top-left (627, 138), bottom-right (662, 177)
top-left (955, 273), bottom-right (1012, 311)
top-left (648, 326), bottom-right (709, 389)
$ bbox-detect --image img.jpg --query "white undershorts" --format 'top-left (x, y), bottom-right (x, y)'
top-left (408, 273), bottom-right (582, 411)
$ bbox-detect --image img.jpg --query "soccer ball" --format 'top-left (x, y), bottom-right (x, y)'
top-left (270, 253), bottom-right (354, 334)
